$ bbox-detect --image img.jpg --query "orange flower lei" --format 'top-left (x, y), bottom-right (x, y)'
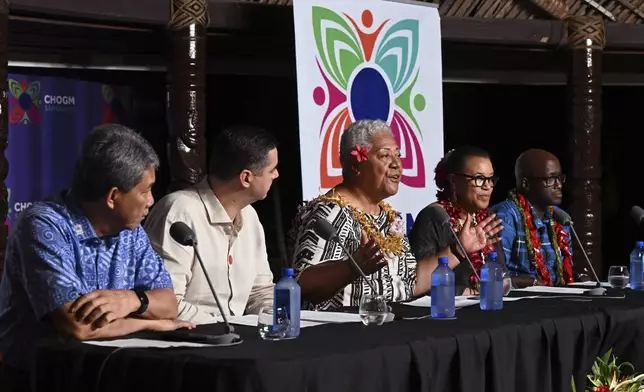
top-left (318, 190), bottom-right (405, 255)
top-left (509, 190), bottom-right (574, 286)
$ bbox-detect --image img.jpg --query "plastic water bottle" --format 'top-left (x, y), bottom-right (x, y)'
top-left (630, 241), bottom-right (644, 290)
top-left (431, 256), bottom-right (455, 318)
top-left (480, 252), bottom-right (504, 311)
top-left (274, 268), bottom-right (301, 338)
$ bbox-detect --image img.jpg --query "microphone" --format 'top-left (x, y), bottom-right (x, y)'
top-left (169, 222), bottom-right (242, 345)
top-left (312, 218), bottom-right (395, 322)
top-left (631, 206), bottom-right (644, 225)
top-left (432, 207), bottom-right (481, 282)
top-left (552, 209), bottom-right (606, 296)
top-left (312, 218), bottom-right (378, 294)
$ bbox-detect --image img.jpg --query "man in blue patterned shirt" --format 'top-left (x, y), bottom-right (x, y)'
top-left (0, 124), bottom-right (193, 378)
top-left (490, 149), bottom-right (575, 288)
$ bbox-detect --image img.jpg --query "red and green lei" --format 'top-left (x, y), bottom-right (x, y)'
top-left (438, 200), bottom-right (494, 291)
top-left (509, 190), bottom-right (574, 286)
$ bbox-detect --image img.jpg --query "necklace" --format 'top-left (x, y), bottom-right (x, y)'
top-left (438, 200), bottom-right (494, 291)
top-left (509, 190), bottom-right (574, 286)
top-left (318, 190), bottom-right (405, 255)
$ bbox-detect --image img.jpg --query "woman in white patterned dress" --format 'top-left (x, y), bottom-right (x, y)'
top-left (288, 119), bottom-right (502, 310)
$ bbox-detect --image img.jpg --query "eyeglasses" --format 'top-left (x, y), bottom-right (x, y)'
top-left (529, 174), bottom-right (566, 188)
top-left (455, 174), bottom-right (499, 187)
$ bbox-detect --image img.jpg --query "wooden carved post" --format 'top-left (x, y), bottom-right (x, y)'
top-left (0, 0), bottom-right (8, 276)
top-left (167, 0), bottom-right (209, 191)
top-left (566, 16), bottom-right (604, 278)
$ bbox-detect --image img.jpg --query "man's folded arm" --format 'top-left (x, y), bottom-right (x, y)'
top-left (50, 303), bottom-right (155, 341)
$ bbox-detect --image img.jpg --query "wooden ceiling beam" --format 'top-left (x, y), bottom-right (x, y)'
top-left (9, 1), bottom-right (644, 50)
top-left (441, 18), bottom-right (564, 46)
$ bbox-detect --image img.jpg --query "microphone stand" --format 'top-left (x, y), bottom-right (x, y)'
top-left (331, 237), bottom-right (379, 294)
top-left (193, 246), bottom-right (241, 339)
top-left (442, 222), bottom-right (481, 282)
top-left (328, 236), bottom-right (394, 322)
top-left (568, 222), bottom-right (606, 296)
top-left (162, 243), bottom-right (242, 345)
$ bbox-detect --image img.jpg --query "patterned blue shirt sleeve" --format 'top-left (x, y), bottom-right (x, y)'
top-left (491, 202), bottom-right (536, 279)
top-left (17, 212), bottom-right (89, 320)
top-left (133, 226), bottom-right (173, 290)
top-left (491, 203), bottom-right (515, 268)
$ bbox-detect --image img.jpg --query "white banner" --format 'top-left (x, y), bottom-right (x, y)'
top-left (293, 0), bottom-right (444, 231)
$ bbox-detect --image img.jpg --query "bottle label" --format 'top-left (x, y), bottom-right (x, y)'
top-left (275, 289), bottom-right (291, 322)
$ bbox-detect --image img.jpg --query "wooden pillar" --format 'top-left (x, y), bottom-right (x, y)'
top-left (166, 0), bottom-right (209, 191)
top-left (566, 16), bottom-right (604, 278)
top-left (0, 1), bottom-right (8, 276)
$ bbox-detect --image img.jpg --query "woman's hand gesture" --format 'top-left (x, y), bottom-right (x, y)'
top-left (457, 213), bottom-right (503, 254)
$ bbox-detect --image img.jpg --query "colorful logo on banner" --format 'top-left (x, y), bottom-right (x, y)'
top-left (8, 79), bottom-right (41, 124)
top-left (102, 85), bottom-right (130, 125)
top-left (312, 7), bottom-right (426, 189)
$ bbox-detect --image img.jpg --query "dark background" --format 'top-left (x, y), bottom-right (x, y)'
top-left (13, 66), bottom-right (642, 278)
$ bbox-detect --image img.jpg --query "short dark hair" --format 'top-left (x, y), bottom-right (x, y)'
top-left (434, 146), bottom-right (490, 201)
top-left (208, 125), bottom-right (278, 181)
top-left (72, 124), bottom-right (159, 201)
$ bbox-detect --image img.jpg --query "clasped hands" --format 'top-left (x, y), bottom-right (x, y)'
top-left (69, 289), bottom-right (193, 331)
top-left (349, 213), bottom-right (503, 275)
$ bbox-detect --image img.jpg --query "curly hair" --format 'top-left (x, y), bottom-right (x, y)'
top-left (434, 146), bottom-right (491, 201)
top-left (339, 119), bottom-right (393, 177)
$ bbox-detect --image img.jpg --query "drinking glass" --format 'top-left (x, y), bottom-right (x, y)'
top-left (501, 263), bottom-right (513, 296)
top-left (608, 266), bottom-right (629, 289)
top-left (359, 294), bottom-right (388, 326)
top-left (257, 306), bottom-right (290, 340)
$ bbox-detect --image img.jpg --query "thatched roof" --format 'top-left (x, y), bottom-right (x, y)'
top-left (238, 0), bottom-right (644, 23)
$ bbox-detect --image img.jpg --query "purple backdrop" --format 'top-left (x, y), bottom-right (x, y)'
top-left (5, 74), bottom-right (131, 229)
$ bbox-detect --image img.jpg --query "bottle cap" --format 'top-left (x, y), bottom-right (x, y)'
top-left (637, 241), bottom-right (644, 247)
top-left (487, 251), bottom-right (497, 259)
top-left (438, 256), bottom-right (449, 265)
top-left (282, 268), bottom-right (294, 277)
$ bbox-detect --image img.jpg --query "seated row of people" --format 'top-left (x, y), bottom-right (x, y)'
top-left (0, 120), bottom-right (575, 372)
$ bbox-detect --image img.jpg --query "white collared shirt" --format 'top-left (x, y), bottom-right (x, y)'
top-left (144, 179), bottom-right (274, 324)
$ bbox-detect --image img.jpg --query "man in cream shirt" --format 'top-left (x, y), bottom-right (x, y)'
top-left (144, 125), bottom-right (278, 324)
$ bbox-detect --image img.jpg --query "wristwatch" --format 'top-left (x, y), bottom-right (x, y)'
top-left (132, 287), bottom-right (149, 315)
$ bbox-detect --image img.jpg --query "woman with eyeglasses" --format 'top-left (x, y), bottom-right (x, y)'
top-left (488, 149), bottom-right (575, 288)
top-left (409, 146), bottom-right (503, 295)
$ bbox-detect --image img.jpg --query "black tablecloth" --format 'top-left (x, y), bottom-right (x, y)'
top-left (33, 288), bottom-right (644, 392)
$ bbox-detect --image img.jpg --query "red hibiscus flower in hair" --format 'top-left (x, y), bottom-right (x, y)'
top-left (351, 144), bottom-right (369, 163)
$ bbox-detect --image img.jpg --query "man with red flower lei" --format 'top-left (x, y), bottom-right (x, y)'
top-left (489, 149), bottom-right (575, 288)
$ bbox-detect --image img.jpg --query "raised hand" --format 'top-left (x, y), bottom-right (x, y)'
top-left (458, 213), bottom-right (503, 254)
top-left (351, 230), bottom-right (386, 275)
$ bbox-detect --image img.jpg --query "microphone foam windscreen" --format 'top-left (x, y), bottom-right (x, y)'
top-left (631, 206), bottom-right (644, 224)
top-left (170, 221), bottom-right (196, 246)
top-left (312, 218), bottom-right (338, 241)
top-left (553, 208), bottom-right (572, 225)
top-left (430, 205), bottom-right (450, 225)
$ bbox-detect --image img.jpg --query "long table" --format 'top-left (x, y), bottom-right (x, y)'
top-left (33, 288), bottom-right (644, 392)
